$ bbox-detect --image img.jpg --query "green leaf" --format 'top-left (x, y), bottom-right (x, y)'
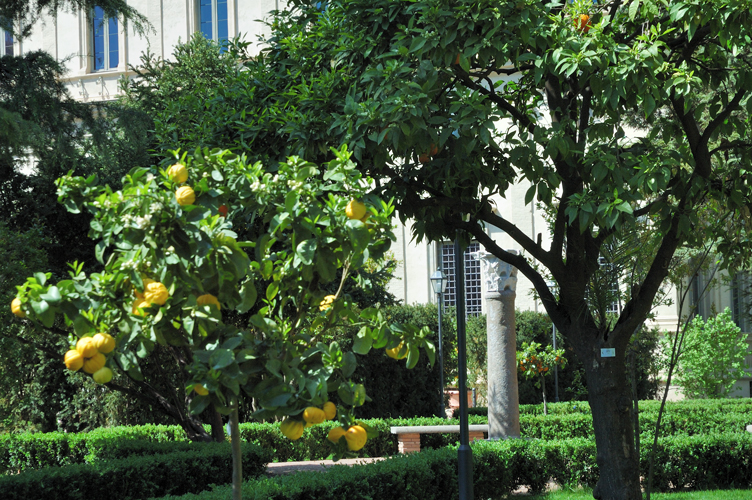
top-left (295, 239), bottom-right (317, 266)
top-left (352, 328), bottom-right (373, 354)
top-left (210, 349), bottom-right (234, 370)
top-left (342, 352), bottom-right (357, 378)
top-left (238, 279), bottom-right (257, 313)
top-left (40, 286), bottom-right (62, 305)
top-left (266, 282), bottom-right (279, 302)
top-left (629, 0), bottom-right (640, 21)
top-left (189, 395), bottom-right (210, 415)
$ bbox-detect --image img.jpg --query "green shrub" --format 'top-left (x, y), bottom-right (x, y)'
top-left (0, 424), bottom-right (189, 474)
top-left (0, 442), bottom-right (270, 500)
top-left (155, 432), bottom-right (752, 499)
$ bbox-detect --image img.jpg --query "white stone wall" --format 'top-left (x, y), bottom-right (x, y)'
top-left (16, 1), bottom-right (285, 103)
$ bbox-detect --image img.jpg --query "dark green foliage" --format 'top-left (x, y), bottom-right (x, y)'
top-left (331, 303), bottom-right (457, 418)
top-left (0, 442), bottom-right (270, 500)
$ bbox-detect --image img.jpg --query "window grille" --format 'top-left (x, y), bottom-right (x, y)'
top-left (440, 242), bottom-right (482, 316)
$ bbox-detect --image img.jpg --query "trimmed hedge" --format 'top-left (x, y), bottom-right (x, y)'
top-left (153, 432), bottom-right (752, 499)
top-left (463, 398), bottom-right (752, 417)
top-left (5, 398), bottom-right (752, 472)
top-left (0, 442), bottom-right (270, 500)
top-left (0, 424), bottom-right (190, 474)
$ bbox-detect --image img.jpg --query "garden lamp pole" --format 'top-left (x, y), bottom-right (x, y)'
top-left (431, 268), bottom-right (448, 418)
top-left (454, 236), bottom-right (474, 500)
top-left (547, 280), bottom-right (559, 403)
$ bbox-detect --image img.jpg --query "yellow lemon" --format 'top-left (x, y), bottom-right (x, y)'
top-left (10, 297), bottom-right (25, 318)
top-left (176, 186), bottom-right (196, 206)
top-left (327, 426), bottom-right (347, 443)
top-left (279, 419), bottom-right (304, 441)
top-left (319, 295), bottom-right (336, 311)
top-left (83, 352), bottom-right (106, 374)
top-left (323, 401), bottom-right (337, 420)
top-left (303, 406), bottom-right (326, 425)
top-left (92, 367), bottom-right (113, 384)
top-left (132, 299), bottom-right (151, 316)
top-left (196, 294), bottom-right (221, 310)
top-left (386, 342), bottom-right (408, 360)
top-left (345, 425), bottom-right (368, 451)
top-left (64, 350), bottom-right (84, 371)
top-left (76, 337), bottom-right (99, 358)
top-left (345, 199), bottom-right (367, 220)
top-left (144, 282), bottom-right (169, 306)
top-left (167, 163), bottom-right (188, 183)
top-left (92, 333), bottom-right (116, 354)
top-left (194, 384), bottom-right (209, 396)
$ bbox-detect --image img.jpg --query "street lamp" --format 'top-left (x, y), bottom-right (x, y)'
top-left (430, 268), bottom-right (448, 418)
top-left (546, 280), bottom-right (559, 403)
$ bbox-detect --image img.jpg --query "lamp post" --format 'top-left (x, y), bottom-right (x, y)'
top-left (546, 280), bottom-right (559, 403)
top-left (454, 237), bottom-right (473, 500)
top-left (430, 268), bottom-right (448, 418)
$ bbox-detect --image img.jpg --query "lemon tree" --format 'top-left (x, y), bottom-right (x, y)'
top-left (517, 342), bottom-right (566, 416)
top-left (11, 146), bottom-right (434, 493)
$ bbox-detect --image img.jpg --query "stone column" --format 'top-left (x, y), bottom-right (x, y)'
top-left (474, 250), bottom-right (520, 439)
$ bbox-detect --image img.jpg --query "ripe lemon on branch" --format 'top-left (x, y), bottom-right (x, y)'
top-left (167, 163), bottom-right (188, 183)
top-left (280, 419), bottom-right (305, 441)
top-left (175, 186), bottom-right (196, 206)
top-left (10, 298), bottom-right (25, 318)
top-left (64, 350), bottom-right (84, 371)
top-left (93, 333), bottom-right (116, 353)
top-left (144, 282), bottom-right (169, 306)
top-left (197, 294), bottom-right (221, 310)
top-left (345, 425), bottom-right (368, 451)
top-left (345, 199), bottom-right (367, 220)
top-left (303, 406), bottom-right (326, 425)
top-left (386, 342), bottom-right (408, 360)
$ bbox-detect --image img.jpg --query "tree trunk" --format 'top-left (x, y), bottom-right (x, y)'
top-left (540, 374), bottom-right (548, 416)
top-left (583, 349), bottom-right (642, 500)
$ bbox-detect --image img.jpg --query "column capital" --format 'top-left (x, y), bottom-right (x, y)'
top-left (472, 249), bottom-right (518, 293)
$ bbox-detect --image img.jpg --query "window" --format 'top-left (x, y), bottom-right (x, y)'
top-left (1, 19), bottom-right (13, 56)
top-left (92, 6), bottom-right (119, 71)
top-left (440, 242), bottom-right (483, 316)
top-left (199, 0), bottom-right (228, 44)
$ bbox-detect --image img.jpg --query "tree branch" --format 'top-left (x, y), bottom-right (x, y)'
top-left (700, 86), bottom-right (747, 145)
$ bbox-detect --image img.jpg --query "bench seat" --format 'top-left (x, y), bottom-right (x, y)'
top-left (390, 425), bottom-right (489, 453)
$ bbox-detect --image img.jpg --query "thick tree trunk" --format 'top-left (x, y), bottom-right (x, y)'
top-left (583, 349), bottom-right (642, 500)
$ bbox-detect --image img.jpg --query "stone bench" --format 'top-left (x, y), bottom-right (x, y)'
top-left (390, 425), bottom-right (489, 454)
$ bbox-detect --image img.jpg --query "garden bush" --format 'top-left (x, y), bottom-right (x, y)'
top-left (5, 398), bottom-right (752, 472)
top-left (0, 424), bottom-right (189, 473)
top-left (153, 432), bottom-right (752, 499)
top-left (0, 442), bottom-right (270, 500)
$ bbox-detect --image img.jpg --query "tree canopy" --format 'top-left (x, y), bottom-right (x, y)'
top-left (232, 1), bottom-right (752, 498)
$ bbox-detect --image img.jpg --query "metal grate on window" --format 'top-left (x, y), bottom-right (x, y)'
top-left (441, 242), bottom-right (482, 316)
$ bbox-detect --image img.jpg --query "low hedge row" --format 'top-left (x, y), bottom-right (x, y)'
top-left (154, 432), bottom-right (752, 499)
top-left (0, 424), bottom-right (190, 474)
top-left (465, 398), bottom-right (752, 417)
top-left (5, 401), bottom-right (752, 472)
top-left (0, 442), bottom-right (271, 500)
